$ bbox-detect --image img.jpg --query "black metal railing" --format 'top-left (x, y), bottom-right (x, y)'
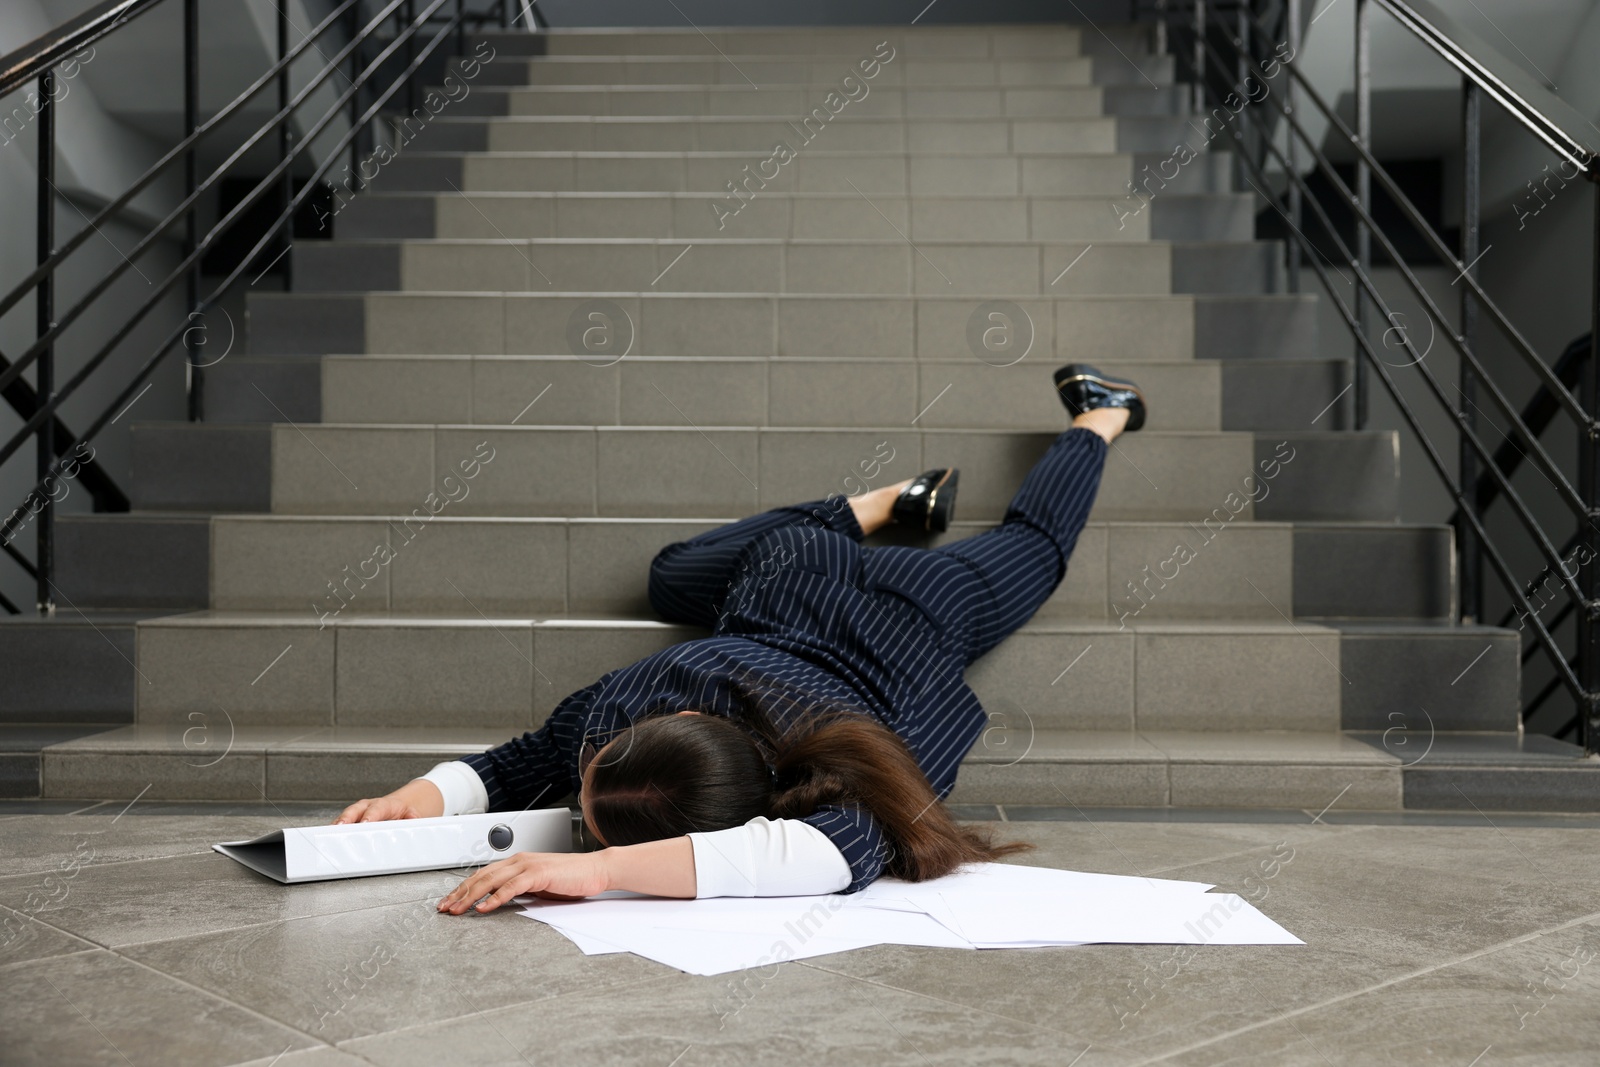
top-left (1148, 0), bottom-right (1600, 749)
top-left (0, 0), bottom-right (534, 617)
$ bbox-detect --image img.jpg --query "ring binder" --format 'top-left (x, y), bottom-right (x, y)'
top-left (213, 809), bottom-right (573, 884)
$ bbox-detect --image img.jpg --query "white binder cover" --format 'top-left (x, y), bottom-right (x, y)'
top-left (213, 809), bottom-right (573, 884)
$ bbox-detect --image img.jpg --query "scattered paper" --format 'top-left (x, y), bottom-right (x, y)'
top-left (518, 862), bottom-right (1302, 976)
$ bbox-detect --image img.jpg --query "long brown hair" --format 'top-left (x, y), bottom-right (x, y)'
top-left (582, 675), bottom-right (1031, 881)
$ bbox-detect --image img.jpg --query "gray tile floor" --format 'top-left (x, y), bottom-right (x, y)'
top-left (3, 806), bottom-right (1599, 1065)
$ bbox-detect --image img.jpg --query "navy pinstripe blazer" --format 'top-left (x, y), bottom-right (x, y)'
top-left (461, 522), bottom-right (987, 893)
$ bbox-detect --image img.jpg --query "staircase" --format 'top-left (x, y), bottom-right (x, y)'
top-left (6, 20), bottom-right (1596, 812)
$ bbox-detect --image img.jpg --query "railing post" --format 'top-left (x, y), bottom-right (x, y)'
top-left (184, 0), bottom-right (201, 420)
top-left (405, 0), bottom-right (417, 116)
top-left (502, 0), bottom-right (512, 29)
top-left (1458, 78), bottom-right (1482, 625)
top-left (348, 1), bottom-right (362, 194)
top-left (1236, 1), bottom-right (1250, 199)
top-left (35, 67), bottom-right (56, 616)
top-left (1156, 0), bottom-right (1169, 57)
top-left (1353, 0), bottom-right (1372, 430)
top-left (1286, 0), bottom-right (1302, 295)
top-left (457, 0), bottom-right (466, 58)
top-left (1193, 0), bottom-right (1207, 114)
top-left (1583, 181), bottom-right (1600, 755)
top-left (279, 0), bottom-right (294, 277)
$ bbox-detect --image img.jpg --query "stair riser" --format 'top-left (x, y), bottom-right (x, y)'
top-left (66, 748), bottom-right (1600, 809)
top-left (33, 749), bottom-right (1404, 808)
top-left (334, 193), bottom-right (1254, 243)
top-left (258, 428), bottom-right (1392, 522)
top-left (51, 512), bottom-right (1448, 623)
top-left (467, 29), bottom-right (1088, 58)
top-left (118, 619), bottom-right (1512, 734)
top-left (411, 115), bottom-right (1205, 156)
top-left (245, 292), bottom-right (1315, 361)
top-left (0, 626), bottom-right (138, 725)
top-left (54, 517), bottom-right (210, 611)
top-left (373, 150), bottom-right (1235, 197)
top-left (294, 241), bottom-right (1186, 297)
top-left (308, 355), bottom-right (1332, 433)
top-left (128, 422), bottom-right (1394, 521)
top-left (408, 116), bottom-right (1122, 155)
top-left (199, 355), bottom-right (1347, 440)
top-left (451, 54), bottom-right (1175, 89)
top-left (442, 86), bottom-right (1113, 119)
top-left (293, 240), bottom-right (1283, 298)
top-left (196, 515), bottom-right (1447, 622)
top-left (470, 56), bottom-right (1097, 87)
top-left (434, 85), bottom-right (1192, 118)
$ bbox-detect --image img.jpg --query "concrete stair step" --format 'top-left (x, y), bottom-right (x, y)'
top-left (35, 724), bottom-right (1599, 809)
top-left (334, 192), bottom-right (1256, 243)
top-left (108, 613), bottom-right (1514, 735)
top-left (450, 52), bottom-right (1176, 89)
top-left (242, 291), bottom-right (1316, 361)
top-left (289, 238), bottom-right (1282, 298)
top-left (432, 83), bottom-right (1191, 119)
top-left (56, 508), bottom-right (1446, 617)
top-left (413, 114), bottom-right (1119, 153)
top-left (408, 113), bottom-right (1204, 156)
top-left (197, 350), bottom-right (1344, 435)
top-left (127, 424), bottom-right (1398, 522)
top-left (0, 725), bottom-right (120, 799)
top-left (437, 84), bottom-right (1112, 119)
top-left (296, 354), bottom-right (1340, 433)
top-left (467, 26), bottom-right (1091, 58)
top-left (54, 508), bottom-right (1449, 620)
top-left (0, 612), bottom-right (156, 726)
top-left (371, 149), bottom-right (1236, 196)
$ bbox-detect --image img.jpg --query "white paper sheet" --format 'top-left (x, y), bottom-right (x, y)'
top-left (517, 862), bottom-right (1300, 975)
top-left (933, 888), bottom-right (1302, 946)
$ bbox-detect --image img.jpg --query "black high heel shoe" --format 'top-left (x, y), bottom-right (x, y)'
top-left (891, 468), bottom-right (959, 533)
top-left (1054, 363), bottom-right (1147, 432)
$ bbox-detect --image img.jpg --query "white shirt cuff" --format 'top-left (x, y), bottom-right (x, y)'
top-left (416, 760), bottom-right (489, 816)
top-left (689, 817), bottom-right (852, 898)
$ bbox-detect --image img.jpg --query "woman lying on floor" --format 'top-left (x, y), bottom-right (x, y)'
top-left (335, 363), bottom-right (1146, 914)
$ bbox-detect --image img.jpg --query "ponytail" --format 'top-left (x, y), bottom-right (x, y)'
top-left (767, 711), bottom-right (1031, 881)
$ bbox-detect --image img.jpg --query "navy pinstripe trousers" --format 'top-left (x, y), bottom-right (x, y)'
top-left (648, 426), bottom-right (1109, 667)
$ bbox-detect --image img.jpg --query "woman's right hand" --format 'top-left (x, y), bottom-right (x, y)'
top-left (334, 779), bottom-right (444, 824)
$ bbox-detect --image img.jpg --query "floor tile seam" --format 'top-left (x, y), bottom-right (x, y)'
top-left (0, 799), bottom-right (117, 822)
top-left (0, 845), bottom-right (259, 883)
top-left (96, 908), bottom-right (668, 1051)
top-left (93, 884), bottom-right (470, 956)
top-left (0, 944), bottom-right (104, 973)
top-left (1121, 905), bottom-right (1600, 1066)
top-left (0, 896), bottom-right (116, 958)
top-left (90, 947), bottom-right (342, 1052)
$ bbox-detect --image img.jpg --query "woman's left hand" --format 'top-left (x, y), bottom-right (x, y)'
top-left (437, 851), bottom-right (610, 914)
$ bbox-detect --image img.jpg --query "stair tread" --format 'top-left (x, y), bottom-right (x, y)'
top-left (129, 609), bottom-right (1505, 635)
top-left (42, 723), bottom-right (1584, 767)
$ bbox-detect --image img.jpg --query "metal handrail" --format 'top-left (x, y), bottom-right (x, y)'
top-left (1, 0), bottom-right (525, 613)
top-left (1180, 1), bottom-right (1600, 749)
top-left (1215, 63), bottom-right (1586, 717)
top-left (0, 0), bottom-right (367, 399)
top-left (0, 0), bottom-right (415, 429)
top-left (1370, 0), bottom-right (1597, 178)
top-left (1197, 18), bottom-right (1588, 605)
top-left (0, 0), bottom-right (161, 97)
